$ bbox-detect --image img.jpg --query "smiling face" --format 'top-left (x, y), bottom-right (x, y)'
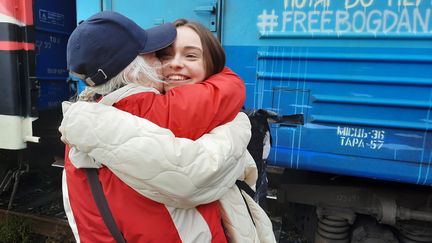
top-left (159, 26), bottom-right (206, 91)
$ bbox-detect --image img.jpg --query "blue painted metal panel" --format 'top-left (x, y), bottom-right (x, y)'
top-left (255, 45), bottom-right (432, 185)
top-left (76, 0), bottom-right (100, 23)
top-left (34, 1), bottom-right (76, 33)
top-left (223, 0), bottom-right (432, 46)
top-left (222, 1), bottom-right (432, 186)
top-left (224, 46), bottom-right (258, 109)
top-left (34, 0), bottom-right (76, 109)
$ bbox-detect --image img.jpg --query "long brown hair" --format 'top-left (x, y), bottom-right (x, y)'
top-left (173, 19), bottom-right (225, 79)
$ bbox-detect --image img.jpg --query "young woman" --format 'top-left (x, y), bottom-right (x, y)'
top-left (62, 14), bottom-right (274, 243)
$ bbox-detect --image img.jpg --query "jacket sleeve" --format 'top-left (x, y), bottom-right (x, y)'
top-left (60, 101), bottom-right (254, 208)
top-left (114, 67), bottom-right (246, 140)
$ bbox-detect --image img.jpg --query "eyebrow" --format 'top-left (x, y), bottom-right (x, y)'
top-left (184, 46), bottom-right (203, 52)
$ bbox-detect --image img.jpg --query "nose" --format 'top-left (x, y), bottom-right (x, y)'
top-left (168, 55), bottom-right (183, 69)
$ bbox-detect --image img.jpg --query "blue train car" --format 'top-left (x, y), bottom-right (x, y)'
top-left (74, 1), bottom-right (432, 242)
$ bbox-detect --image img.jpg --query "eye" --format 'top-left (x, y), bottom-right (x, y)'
top-left (185, 53), bottom-right (200, 60)
top-left (156, 49), bottom-right (174, 61)
top-left (159, 54), bottom-right (173, 61)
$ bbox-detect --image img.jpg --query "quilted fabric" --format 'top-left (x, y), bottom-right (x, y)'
top-left (219, 188), bottom-right (275, 243)
top-left (61, 102), bottom-right (252, 208)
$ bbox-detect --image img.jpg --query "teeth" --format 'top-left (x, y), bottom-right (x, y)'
top-left (167, 75), bottom-right (188, 81)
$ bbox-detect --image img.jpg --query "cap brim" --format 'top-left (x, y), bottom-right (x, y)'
top-left (140, 23), bottom-right (177, 54)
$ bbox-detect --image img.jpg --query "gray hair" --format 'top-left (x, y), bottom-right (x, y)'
top-left (75, 56), bottom-right (163, 102)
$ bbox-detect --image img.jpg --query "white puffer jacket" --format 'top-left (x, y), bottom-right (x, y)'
top-left (59, 86), bottom-right (276, 243)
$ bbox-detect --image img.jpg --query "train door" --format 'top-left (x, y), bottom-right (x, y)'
top-left (76, 0), bottom-right (223, 39)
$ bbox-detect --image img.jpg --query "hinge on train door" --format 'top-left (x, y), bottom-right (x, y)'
top-left (194, 2), bottom-right (217, 32)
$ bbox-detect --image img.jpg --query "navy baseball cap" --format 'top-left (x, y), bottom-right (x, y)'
top-left (67, 11), bottom-right (176, 86)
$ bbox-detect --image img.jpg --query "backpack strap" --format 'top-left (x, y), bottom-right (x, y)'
top-left (235, 180), bottom-right (256, 226)
top-left (86, 168), bottom-right (126, 243)
top-left (235, 180), bottom-right (255, 198)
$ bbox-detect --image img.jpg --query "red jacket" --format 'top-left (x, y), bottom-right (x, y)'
top-left (64, 67), bottom-right (245, 242)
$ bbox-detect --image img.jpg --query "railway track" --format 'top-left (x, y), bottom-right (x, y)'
top-left (0, 209), bottom-right (74, 242)
top-left (0, 155), bottom-right (73, 242)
